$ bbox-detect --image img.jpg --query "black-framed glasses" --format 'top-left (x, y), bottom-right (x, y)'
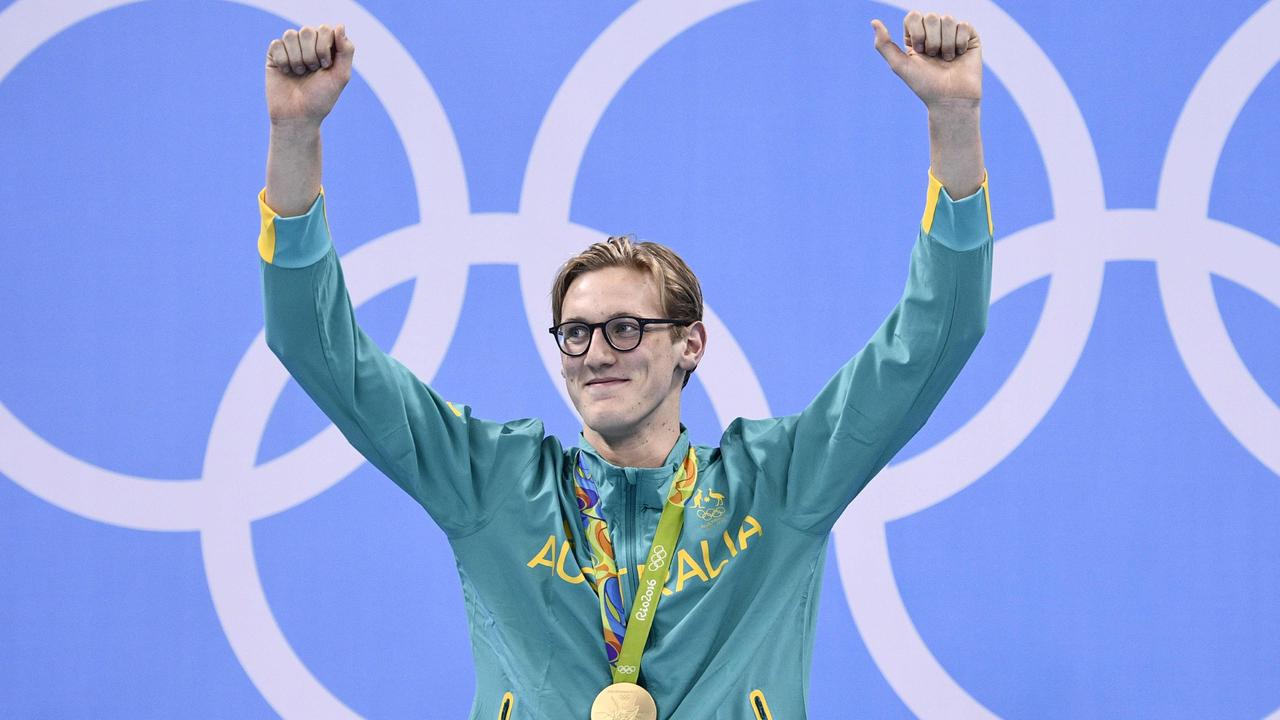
top-left (548, 316), bottom-right (693, 357)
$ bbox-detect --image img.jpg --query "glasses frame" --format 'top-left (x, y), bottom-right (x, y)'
top-left (548, 316), bottom-right (694, 357)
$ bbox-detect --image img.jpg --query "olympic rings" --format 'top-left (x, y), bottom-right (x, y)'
top-left (2, 1), bottom-right (1277, 718)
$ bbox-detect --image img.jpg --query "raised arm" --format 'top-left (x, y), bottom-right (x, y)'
top-left (733, 11), bottom-right (992, 534)
top-left (256, 26), bottom-right (543, 535)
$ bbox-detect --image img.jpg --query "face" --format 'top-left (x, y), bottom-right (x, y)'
top-left (558, 266), bottom-right (704, 443)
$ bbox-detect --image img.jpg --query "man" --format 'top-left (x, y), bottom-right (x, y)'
top-left (260, 10), bottom-right (990, 719)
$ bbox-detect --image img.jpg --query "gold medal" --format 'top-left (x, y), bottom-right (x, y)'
top-left (591, 682), bottom-right (657, 720)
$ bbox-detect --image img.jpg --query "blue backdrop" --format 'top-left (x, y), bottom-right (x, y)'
top-left (2, 1), bottom-right (1278, 717)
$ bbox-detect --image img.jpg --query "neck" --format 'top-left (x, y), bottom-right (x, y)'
top-left (584, 419), bottom-right (681, 468)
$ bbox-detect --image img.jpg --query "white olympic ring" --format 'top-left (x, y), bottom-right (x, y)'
top-left (1, 0), bottom-right (1277, 718)
top-left (648, 546), bottom-right (670, 572)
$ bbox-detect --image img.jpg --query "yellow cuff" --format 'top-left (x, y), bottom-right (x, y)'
top-left (921, 170), bottom-right (993, 250)
top-left (257, 187), bottom-right (331, 267)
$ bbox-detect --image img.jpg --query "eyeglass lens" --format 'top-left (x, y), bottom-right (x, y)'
top-left (558, 317), bottom-right (644, 355)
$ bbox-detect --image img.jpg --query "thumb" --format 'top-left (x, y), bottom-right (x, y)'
top-left (870, 19), bottom-right (907, 73)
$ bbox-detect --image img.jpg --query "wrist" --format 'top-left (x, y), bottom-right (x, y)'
top-left (269, 119), bottom-right (323, 141)
top-left (927, 99), bottom-right (981, 124)
top-left (927, 103), bottom-right (984, 200)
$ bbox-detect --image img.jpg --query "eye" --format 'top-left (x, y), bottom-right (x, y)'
top-left (570, 322), bottom-right (599, 340)
top-left (609, 319), bottom-right (641, 337)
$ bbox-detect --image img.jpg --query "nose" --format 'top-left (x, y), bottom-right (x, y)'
top-left (583, 325), bottom-right (617, 366)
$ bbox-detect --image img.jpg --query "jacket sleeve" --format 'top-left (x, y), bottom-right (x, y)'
top-left (257, 189), bottom-right (542, 537)
top-left (727, 172), bottom-right (993, 535)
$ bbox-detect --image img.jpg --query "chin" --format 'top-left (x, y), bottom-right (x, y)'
top-left (579, 408), bottom-right (635, 438)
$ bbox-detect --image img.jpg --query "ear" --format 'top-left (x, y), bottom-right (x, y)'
top-left (679, 320), bottom-right (707, 372)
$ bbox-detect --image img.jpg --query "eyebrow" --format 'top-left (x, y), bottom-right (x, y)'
top-left (560, 312), bottom-right (645, 324)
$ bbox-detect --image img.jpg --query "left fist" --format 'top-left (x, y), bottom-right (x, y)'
top-left (872, 11), bottom-right (981, 108)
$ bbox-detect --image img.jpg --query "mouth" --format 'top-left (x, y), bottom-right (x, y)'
top-left (585, 378), bottom-right (628, 388)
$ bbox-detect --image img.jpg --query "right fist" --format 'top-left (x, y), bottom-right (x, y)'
top-left (264, 24), bottom-right (355, 127)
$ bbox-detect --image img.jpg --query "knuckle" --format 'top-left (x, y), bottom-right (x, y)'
top-left (299, 26), bottom-right (316, 38)
top-left (283, 28), bottom-right (297, 39)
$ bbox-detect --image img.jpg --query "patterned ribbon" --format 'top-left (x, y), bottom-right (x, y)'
top-left (573, 448), bottom-right (699, 682)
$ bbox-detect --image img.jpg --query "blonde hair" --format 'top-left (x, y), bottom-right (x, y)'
top-left (550, 234), bottom-right (704, 385)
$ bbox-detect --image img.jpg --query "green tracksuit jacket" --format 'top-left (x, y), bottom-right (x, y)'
top-left (258, 174), bottom-right (993, 719)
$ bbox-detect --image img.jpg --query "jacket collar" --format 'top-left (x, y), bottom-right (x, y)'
top-left (576, 426), bottom-right (691, 488)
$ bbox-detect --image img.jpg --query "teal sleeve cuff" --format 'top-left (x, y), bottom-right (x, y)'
top-left (257, 188), bottom-right (333, 268)
top-left (920, 172), bottom-right (993, 252)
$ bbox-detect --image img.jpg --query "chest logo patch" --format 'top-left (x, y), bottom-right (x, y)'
top-left (690, 488), bottom-right (727, 529)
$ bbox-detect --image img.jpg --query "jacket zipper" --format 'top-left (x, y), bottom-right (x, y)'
top-left (624, 470), bottom-right (638, 607)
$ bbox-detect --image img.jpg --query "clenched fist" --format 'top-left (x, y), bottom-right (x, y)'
top-left (871, 11), bottom-right (981, 109)
top-left (265, 24), bottom-right (355, 127)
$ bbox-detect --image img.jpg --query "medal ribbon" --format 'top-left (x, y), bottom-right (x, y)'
top-left (573, 448), bottom-right (698, 685)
